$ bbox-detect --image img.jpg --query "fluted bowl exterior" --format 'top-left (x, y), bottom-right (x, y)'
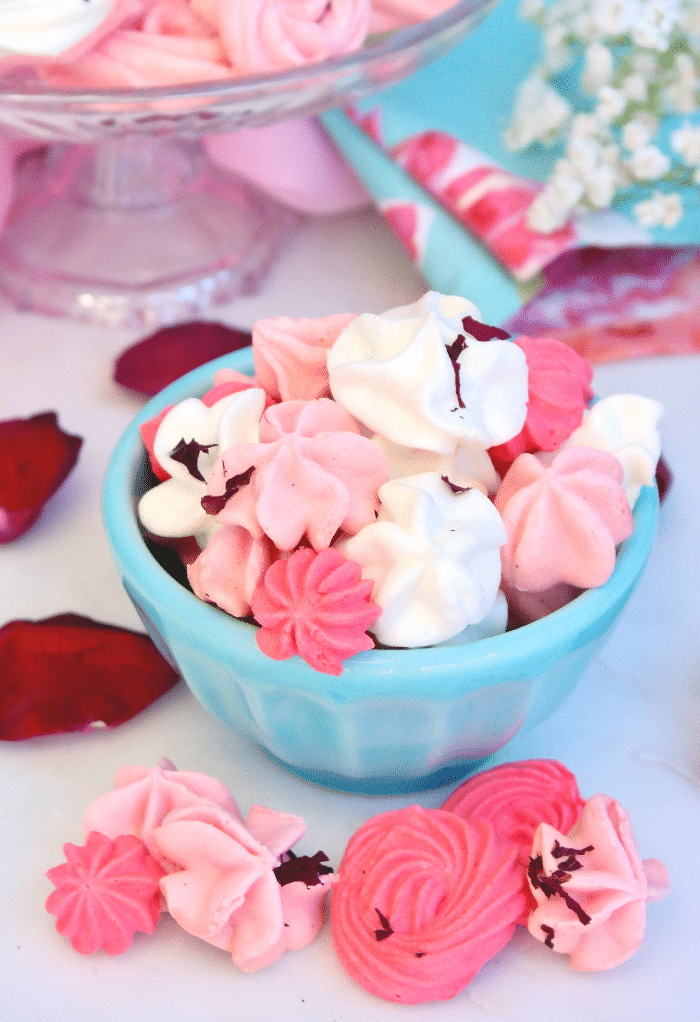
top-left (103, 349), bottom-right (659, 794)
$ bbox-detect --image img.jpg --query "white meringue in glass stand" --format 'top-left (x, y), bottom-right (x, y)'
top-left (0, 0), bottom-right (118, 58)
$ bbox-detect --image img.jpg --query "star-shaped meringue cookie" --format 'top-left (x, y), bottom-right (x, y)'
top-left (342, 472), bottom-right (507, 648)
top-left (138, 387), bottom-right (266, 546)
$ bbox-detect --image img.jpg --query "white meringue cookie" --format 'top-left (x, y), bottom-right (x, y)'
top-left (372, 434), bottom-right (500, 495)
top-left (562, 394), bottom-right (663, 508)
top-left (433, 589), bottom-right (508, 647)
top-left (327, 291), bottom-right (528, 455)
top-left (139, 388), bottom-right (266, 546)
top-left (342, 471), bottom-right (507, 648)
top-left (0, 0), bottom-right (118, 58)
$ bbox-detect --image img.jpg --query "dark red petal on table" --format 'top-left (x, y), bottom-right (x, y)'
top-left (0, 614), bottom-right (179, 741)
top-left (656, 455), bottom-right (672, 503)
top-left (114, 321), bottom-right (252, 397)
top-left (0, 412), bottom-right (82, 544)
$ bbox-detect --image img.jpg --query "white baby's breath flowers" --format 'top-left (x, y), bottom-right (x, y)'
top-left (633, 189), bottom-right (683, 226)
top-left (508, 0), bottom-right (700, 233)
top-left (671, 120), bottom-right (700, 162)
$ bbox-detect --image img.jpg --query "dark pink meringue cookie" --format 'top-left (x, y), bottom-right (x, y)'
top-left (331, 806), bottom-right (526, 1003)
top-left (442, 760), bottom-right (586, 924)
top-left (0, 411), bottom-right (82, 543)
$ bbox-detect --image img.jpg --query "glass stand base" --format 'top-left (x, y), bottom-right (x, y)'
top-left (0, 137), bottom-right (299, 328)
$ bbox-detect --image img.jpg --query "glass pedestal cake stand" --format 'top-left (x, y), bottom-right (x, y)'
top-left (0, 0), bottom-right (494, 328)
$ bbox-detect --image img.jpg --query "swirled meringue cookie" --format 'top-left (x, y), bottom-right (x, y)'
top-left (327, 291), bottom-right (528, 455)
top-left (0, 0), bottom-right (121, 58)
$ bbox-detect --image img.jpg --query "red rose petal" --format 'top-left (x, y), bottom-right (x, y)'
top-left (0, 614), bottom-right (180, 741)
top-left (114, 321), bottom-right (252, 397)
top-left (0, 412), bottom-right (82, 544)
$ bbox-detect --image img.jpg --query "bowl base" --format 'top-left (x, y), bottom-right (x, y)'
top-left (0, 137), bottom-right (299, 329)
top-left (263, 749), bottom-right (494, 796)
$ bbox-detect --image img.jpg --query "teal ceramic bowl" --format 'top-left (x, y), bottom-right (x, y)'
top-left (103, 349), bottom-right (659, 795)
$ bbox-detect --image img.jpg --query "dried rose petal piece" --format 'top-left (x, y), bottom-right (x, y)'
top-left (0, 613), bottom-right (179, 740)
top-left (46, 831), bottom-right (164, 954)
top-left (0, 412), bottom-right (82, 543)
top-left (114, 321), bottom-right (252, 397)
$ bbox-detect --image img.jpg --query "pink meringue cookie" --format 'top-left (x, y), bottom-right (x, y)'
top-left (187, 524), bottom-right (275, 618)
top-left (251, 547), bottom-right (380, 675)
top-left (205, 398), bottom-right (390, 552)
top-left (192, 0), bottom-right (371, 76)
top-left (83, 758), bottom-right (243, 870)
top-left (494, 446), bottom-right (634, 592)
top-left (45, 831), bottom-right (165, 955)
top-left (527, 793), bottom-right (670, 971)
top-left (252, 312), bottom-right (357, 402)
top-left (488, 335), bottom-right (594, 472)
top-left (331, 805), bottom-right (527, 1003)
top-left (442, 759), bottom-right (585, 924)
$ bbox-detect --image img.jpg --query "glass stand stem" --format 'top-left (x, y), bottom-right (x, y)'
top-left (0, 134), bottom-right (299, 328)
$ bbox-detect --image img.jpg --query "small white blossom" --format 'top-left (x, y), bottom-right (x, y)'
top-left (622, 119), bottom-right (653, 151)
top-left (586, 164), bottom-right (619, 205)
top-left (621, 73), bottom-right (649, 102)
top-left (671, 121), bottom-right (700, 164)
top-left (569, 112), bottom-right (609, 141)
top-left (633, 190), bottom-right (683, 227)
top-left (519, 0), bottom-right (544, 18)
top-left (527, 173), bottom-right (585, 232)
top-left (629, 144), bottom-right (672, 178)
top-left (596, 85), bottom-right (627, 122)
top-left (581, 42), bottom-right (614, 92)
top-left (592, 0), bottom-right (639, 35)
top-left (632, 0), bottom-right (680, 49)
top-left (504, 76), bottom-right (572, 150)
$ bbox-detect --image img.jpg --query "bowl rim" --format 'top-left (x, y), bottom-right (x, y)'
top-left (103, 347), bottom-right (659, 697)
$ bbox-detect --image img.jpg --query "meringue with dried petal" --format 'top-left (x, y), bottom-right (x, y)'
top-left (327, 291), bottom-right (528, 454)
top-left (442, 759), bottom-right (585, 924)
top-left (331, 805), bottom-right (526, 1003)
top-left (527, 793), bottom-right (670, 971)
top-left (138, 387), bottom-right (266, 547)
top-left (206, 399), bottom-right (389, 552)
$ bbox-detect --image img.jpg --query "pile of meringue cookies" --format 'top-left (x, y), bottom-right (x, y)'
top-left (45, 757), bottom-right (670, 1002)
top-left (137, 291), bottom-right (663, 675)
top-left (0, 0), bottom-right (459, 89)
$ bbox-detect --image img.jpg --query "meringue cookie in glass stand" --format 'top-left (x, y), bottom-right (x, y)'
top-left (0, 0), bottom-right (119, 58)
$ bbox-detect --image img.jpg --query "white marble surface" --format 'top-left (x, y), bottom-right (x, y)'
top-left (1, 207), bottom-right (698, 1022)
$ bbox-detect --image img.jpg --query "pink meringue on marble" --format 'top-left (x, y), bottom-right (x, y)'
top-left (83, 758), bottom-right (242, 870)
top-left (494, 446), bottom-right (634, 592)
top-left (527, 794), bottom-right (670, 971)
